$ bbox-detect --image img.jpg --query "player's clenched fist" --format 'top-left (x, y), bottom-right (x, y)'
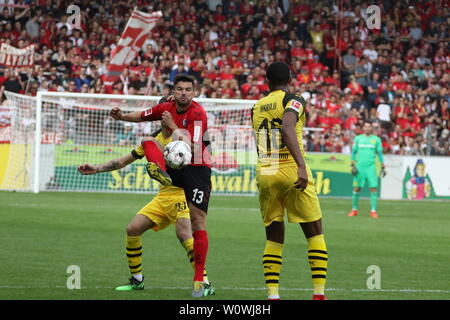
top-left (110, 107), bottom-right (123, 120)
top-left (78, 164), bottom-right (98, 175)
top-left (161, 111), bottom-right (177, 130)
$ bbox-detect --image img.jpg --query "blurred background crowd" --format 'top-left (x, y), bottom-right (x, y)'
top-left (0, 0), bottom-right (448, 155)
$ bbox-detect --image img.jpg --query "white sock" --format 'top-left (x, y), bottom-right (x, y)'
top-left (132, 274), bottom-right (143, 282)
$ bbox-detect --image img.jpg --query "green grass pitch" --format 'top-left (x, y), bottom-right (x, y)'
top-left (0, 191), bottom-right (449, 300)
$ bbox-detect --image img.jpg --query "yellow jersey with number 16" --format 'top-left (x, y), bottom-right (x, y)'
top-left (251, 90), bottom-right (306, 169)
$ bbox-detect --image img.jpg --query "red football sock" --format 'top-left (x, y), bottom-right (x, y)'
top-left (142, 140), bottom-right (166, 172)
top-left (193, 230), bottom-right (208, 282)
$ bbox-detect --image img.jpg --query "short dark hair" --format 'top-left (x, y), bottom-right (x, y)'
top-left (164, 83), bottom-right (174, 92)
top-left (363, 120), bottom-right (373, 126)
top-left (158, 96), bottom-right (169, 103)
top-left (174, 74), bottom-right (195, 87)
top-left (266, 62), bottom-right (291, 86)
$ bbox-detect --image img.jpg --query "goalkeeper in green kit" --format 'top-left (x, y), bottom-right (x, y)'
top-left (348, 121), bottom-right (386, 218)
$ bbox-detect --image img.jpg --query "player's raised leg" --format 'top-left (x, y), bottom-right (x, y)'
top-left (263, 221), bottom-right (284, 300)
top-left (300, 219), bottom-right (328, 300)
top-left (176, 217), bottom-right (215, 296)
top-left (115, 215), bottom-right (153, 291)
top-left (141, 137), bottom-right (172, 186)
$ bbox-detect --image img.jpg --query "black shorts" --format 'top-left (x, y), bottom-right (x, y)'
top-left (167, 165), bottom-right (212, 213)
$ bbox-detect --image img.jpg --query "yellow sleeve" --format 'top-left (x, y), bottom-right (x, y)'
top-left (282, 93), bottom-right (306, 120)
top-left (131, 132), bottom-right (173, 160)
top-left (154, 131), bottom-right (172, 148)
top-left (284, 99), bottom-right (304, 117)
top-left (131, 145), bottom-right (145, 159)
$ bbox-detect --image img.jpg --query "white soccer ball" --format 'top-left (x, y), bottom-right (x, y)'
top-left (163, 140), bottom-right (192, 169)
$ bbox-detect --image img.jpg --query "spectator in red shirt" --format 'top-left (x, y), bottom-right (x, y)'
top-left (213, 5), bottom-right (226, 23)
top-left (316, 109), bottom-right (332, 132)
top-left (345, 75), bottom-right (364, 95)
top-left (345, 107), bottom-right (360, 131)
top-left (246, 85), bottom-right (261, 100)
top-left (219, 65), bottom-right (235, 81)
top-left (240, 0), bottom-right (254, 16)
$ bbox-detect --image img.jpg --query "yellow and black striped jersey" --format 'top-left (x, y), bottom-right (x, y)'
top-left (251, 90), bottom-right (306, 167)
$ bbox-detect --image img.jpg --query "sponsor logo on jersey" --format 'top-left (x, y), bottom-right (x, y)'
top-left (288, 100), bottom-right (302, 112)
top-left (359, 143), bottom-right (375, 148)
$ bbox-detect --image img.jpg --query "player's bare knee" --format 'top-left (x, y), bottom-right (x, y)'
top-left (354, 187), bottom-right (361, 192)
top-left (266, 221), bottom-right (284, 243)
top-left (300, 219), bottom-right (323, 239)
top-left (175, 218), bottom-right (192, 242)
top-left (189, 209), bottom-right (207, 232)
top-left (126, 224), bottom-right (138, 236)
top-left (369, 188), bottom-right (377, 192)
top-left (126, 223), bottom-right (146, 236)
top-left (176, 230), bottom-right (191, 243)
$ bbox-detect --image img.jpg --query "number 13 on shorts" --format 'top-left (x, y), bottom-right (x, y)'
top-left (192, 188), bottom-right (204, 204)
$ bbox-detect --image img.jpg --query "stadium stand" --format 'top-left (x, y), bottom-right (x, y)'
top-left (0, 0), bottom-right (448, 155)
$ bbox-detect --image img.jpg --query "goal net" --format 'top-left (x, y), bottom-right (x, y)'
top-left (1, 91), bottom-right (258, 195)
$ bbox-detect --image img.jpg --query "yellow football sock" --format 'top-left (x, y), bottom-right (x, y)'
top-left (263, 240), bottom-right (283, 298)
top-left (307, 234), bottom-right (328, 295)
top-left (182, 238), bottom-right (209, 284)
top-left (126, 235), bottom-right (143, 280)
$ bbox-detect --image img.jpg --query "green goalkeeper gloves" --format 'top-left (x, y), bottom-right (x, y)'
top-left (380, 167), bottom-right (387, 178)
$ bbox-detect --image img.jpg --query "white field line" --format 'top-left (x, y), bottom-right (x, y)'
top-left (0, 285), bottom-right (449, 294)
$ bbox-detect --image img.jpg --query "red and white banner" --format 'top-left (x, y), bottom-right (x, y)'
top-left (104, 9), bottom-right (162, 93)
top-left (0, 104), bottom-right (13, 143)
top-left (0, 126), bottom-right (11, 143)
top-left (0, 43), bottom-right (34, 67)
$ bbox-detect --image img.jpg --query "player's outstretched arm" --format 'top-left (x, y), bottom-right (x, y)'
top-left (281, 111), bottom-right (308, 191)
top-left (78, 154), bottom-right (137, 175)
top-left (110, 107), bottom-right (144, 122)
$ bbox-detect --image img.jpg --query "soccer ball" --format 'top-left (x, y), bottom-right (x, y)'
top-left (163, 140), bottom-right (192, 169)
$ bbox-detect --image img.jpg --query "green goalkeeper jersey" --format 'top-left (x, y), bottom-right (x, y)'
top-left (351, 134), bottom-right (384, 167)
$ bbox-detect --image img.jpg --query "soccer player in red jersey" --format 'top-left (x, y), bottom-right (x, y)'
top-left (110, 75), bottom-right (212, 298)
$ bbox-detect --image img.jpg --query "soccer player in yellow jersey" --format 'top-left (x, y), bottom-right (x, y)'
top-left (77, 126), bottom-right (214, 296)
top-left (251, 62), bottom-right (328, 300)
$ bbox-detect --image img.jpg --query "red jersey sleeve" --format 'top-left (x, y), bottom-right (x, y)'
top-left (141, 103), bottom-right (165, 121)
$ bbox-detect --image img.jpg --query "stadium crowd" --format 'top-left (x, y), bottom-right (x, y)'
top-left (0, 0), bottom-right (448, 155)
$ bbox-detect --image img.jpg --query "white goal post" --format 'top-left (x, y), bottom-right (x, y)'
top-left (1, 91), bottom-right (321, 195)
